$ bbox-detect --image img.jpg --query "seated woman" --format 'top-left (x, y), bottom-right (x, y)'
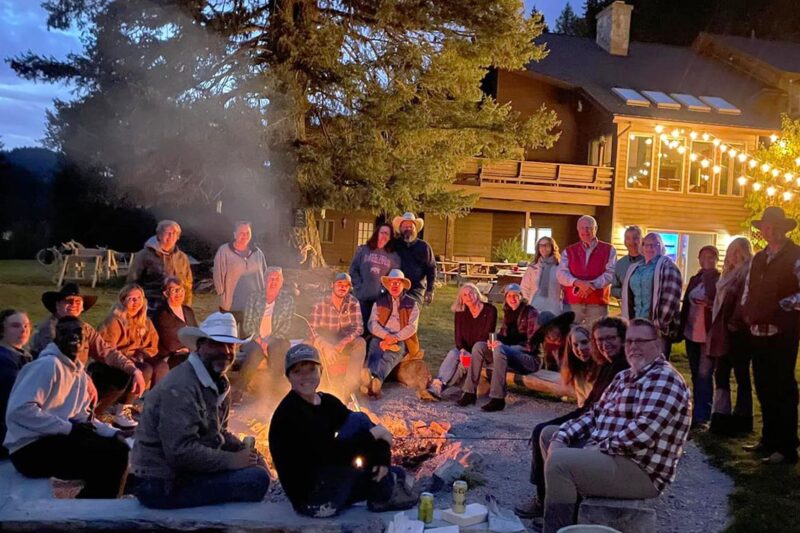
top-left (269, 344), bottom-right (417, 517)
top-left (1, 309), bottom-right (33, 458)
top-left (514, 316), bottom-right (630, 520)
top-left (97, 284), bottom-right (160, 428)
top-left (427, 283), bottom-right (497, 399)
top-left (153, 276), bottom-right (198, 369)
top-left (530, 311), bottom-right (574, 372)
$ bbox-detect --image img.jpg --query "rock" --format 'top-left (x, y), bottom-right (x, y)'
top-left (456, 451), bottom-right (485, 470)
top-left (433, 459), bottom-right (466, 487)
top-left (578, 498), bottom-right (657, 533)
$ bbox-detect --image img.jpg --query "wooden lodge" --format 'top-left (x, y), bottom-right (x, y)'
top-left (317, 1), bottom-right (800, 276)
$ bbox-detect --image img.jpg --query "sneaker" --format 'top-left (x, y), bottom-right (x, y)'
top-left (456, 392), bottom-right (477, 407)
top-left (426, 379), bottom-right (444, 400)
top-left (481, 398), bottom-right (506, 412)
top-left (761, 452), bottom-right (799, 465)
top-left (367, 470), bottom-right (417, 512)
top-left (514, 495), bottom-right (544, 518)
top-left (742, 441), bottom-right (771, 454)
top-left (113, 405), bottom-right (138, 429)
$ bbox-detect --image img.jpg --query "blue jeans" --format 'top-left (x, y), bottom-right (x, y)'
top-left (686, 339), bottom-right (713, 423)
top-left (367, 338), bottom-right (408, 382)
top-left (135, 466), bottom-right (270, 509)
top-left (489, 344), bottom-right (540, 399)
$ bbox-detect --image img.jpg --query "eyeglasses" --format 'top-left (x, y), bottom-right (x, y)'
top-left (166, 287), bottom-right (185, 294)
top-left (625, 338), bottom-right (658, 346)
top-left (595, 335), bottom-right (620, 343)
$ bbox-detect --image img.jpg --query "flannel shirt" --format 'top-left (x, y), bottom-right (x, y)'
top-left (554, 357), bottom-right (691, 492)
top-left (241, 289), bottom-right (295, 343)
top-left (622, 255), bottom-right (683, 340)
top-left (498, 302), bottom-right (540, 354)
top-left (309, 293), bottom-right (363, 346)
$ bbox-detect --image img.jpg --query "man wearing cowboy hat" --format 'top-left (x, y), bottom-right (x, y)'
top-left (29, 283), bottom-right (146, 417)
top-left (363, 269), bottom-right (422, 397)
top-left (131, 312), bottom-right (270, 508)
top-left (392, 212), bottom-right (437, 306)
top-left (741, 206), bottom-right (800, 465)
top-left (308, 273), bottom-right (366, 395)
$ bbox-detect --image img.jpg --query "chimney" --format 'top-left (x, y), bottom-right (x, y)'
top-left (596, 1), bottom-right (633, 57)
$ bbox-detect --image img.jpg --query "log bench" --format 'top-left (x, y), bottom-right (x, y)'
top-left (480, 368), bottom-right (576, 399)
top-left (578, 497), bottom-right (656, 533)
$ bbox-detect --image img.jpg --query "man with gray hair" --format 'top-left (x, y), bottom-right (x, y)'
top-left (556, 215), bottom-right (616, 326)
top-left (128, 219), bottom-right (193, 312)
top-left (611, 225), bottom-right (643, 301)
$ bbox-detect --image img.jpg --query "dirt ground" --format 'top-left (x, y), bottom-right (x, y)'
top-left (230, 383), bottom-right (733, 532)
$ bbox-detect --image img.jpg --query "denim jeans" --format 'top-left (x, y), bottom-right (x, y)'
top-left (488, 344), bottom-right (540, 399)
top-left (686, 339), bottom-right (714, 423)
top-left (366, 338), bottom-right (408, 382)
top-left (135, 465), bottom-right (270, 509)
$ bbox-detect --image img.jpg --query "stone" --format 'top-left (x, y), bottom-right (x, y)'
top-left (578, 498), bottom-right (657, 533)
top-left (456, 451), bottom-right (485, 470)
top-left (0, 460), bottom-right (55, 500)
top-left (433, 459), bottom-right (466, 486)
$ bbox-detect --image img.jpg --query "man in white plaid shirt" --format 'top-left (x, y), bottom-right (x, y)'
top-left (539, 318), bottom-right (691, 533)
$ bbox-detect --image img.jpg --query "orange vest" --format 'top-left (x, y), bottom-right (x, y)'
top-left (375, 294), bottom-right (421, 358)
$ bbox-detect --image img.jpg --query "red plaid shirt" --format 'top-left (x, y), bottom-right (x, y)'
top-left (309, 293), bottom-right (363, 346)
top-left (554, 357), bottom-right (691, 492)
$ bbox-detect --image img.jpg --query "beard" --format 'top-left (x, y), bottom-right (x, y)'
top-left (402, 229), bottom-right (416, 242)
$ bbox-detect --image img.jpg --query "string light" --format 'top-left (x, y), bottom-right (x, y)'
top-left (702, 133), bottom-right (710, 141)
top-left (785, 172), bottom-right (795, 182)
top-left (761, 163), bottom-right (771, 172)
top-left (655, 125), bottom-right (664, 133)
top-left (770, 134), bottom-right (779, 143)
top-left (749, 160), bottom-right (758, 169)
top-left (738, 153), bottom-right (747, 163)
top-left (767, 186), bottom-right (776, 196)
top-left (737, 176), bottom-right (748, 186)
top-left (753, 182), bottom-right (763, 191)
top-left (784, 191), bottom-right (794, 201)
top-left (713, 165), bottom-right (722, 174)
top-left (772, 168), bottom-right (781, 178)
top-left (689, 131), bottom-right (698, 140)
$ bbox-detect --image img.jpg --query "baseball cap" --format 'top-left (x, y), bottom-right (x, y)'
top-left (284, 343), bottom-right (322, 375)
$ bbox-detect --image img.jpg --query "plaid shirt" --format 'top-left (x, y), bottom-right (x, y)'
top-left (554, 357), bottom-right (691, 492)
top-left (622, 256), bottom-right (683, 340)
top-left (309, 293), bottom-right (363, 346)
top-left (498, 302), bottom-right (539, 354)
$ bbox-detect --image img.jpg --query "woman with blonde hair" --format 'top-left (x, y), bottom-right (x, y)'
top-left (520, 236), bottom-right (563, 314)
top-left (98, 283), bottom-right (160, 428)
top-left (427, 283), bottom-right (497, 399)
top-left (707, 237), bottom-right (754, 435)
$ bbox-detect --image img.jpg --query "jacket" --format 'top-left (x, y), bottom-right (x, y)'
top-left (612, 254), bottom-right (644, 300)
top-left (622, 255), bottom-right (683, 340)
top-left (97, 308), bottom-right (159, 361)
top-left (370, 293), bottom-right (421, 357)
top-left (348, 245), bottom-right (401, 303)
top-left (0, 346), bottom-right (31, 457)
top-left (520, 258), bottom-right (563, 314)
top-left (394, 238), bottom-right (437, 298)
top-left (153, 304), bottom-right (198, 358)
top-left (241, 289), bottom-right (295, 341)
top-left (131, 354), bottom-right (244, 479)
top-left (680, 269), bottom-right (720, 345)
top-left (706, 262), bottom-right (749, 358)
top-left (498, 301), bottom-right (540, 355)
top-left (128, 236), bottom-right (193, 307)
top-left (213, 243), bottom-right (267, 312)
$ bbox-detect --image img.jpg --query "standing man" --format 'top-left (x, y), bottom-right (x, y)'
top-left (556, 215), bottom-right (617, 326)
top-left (742, 207), bottom-right (800, 465)
top-left (392, 212), bottom-right (437, 306)
top-left (309, 273), bottom-right (366, 395)
top-left (611, 225), bottom-right (643, 300)
top-left (213, 221), bottom-right (268, 330)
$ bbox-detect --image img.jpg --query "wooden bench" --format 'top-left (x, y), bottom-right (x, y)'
top-left (578, 498), bottom-right (656, 533)
top-left (480, 368), bottom-right (576, 399)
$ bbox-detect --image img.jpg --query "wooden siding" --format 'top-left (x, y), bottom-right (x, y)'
top-left (492, 212), bottom-right (525, 246)
top-left (453, 211), bottom-right (494, 259)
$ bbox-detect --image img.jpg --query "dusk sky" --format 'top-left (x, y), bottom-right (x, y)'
top-left (0, 0), bottom-right (573, 150)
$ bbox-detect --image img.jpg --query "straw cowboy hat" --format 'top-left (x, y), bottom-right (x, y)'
top-left (42, 283), bottom-right (98, 314)
top-left (381, 269), bottom-right (412, 291)
top-left (752, 206), bottom-right (797, 234)
top-left (392, 212), bottom-right (424, 234)
top-left (178, 312), bottom-right (250, 351)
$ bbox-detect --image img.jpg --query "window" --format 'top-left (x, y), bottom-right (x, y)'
top-left (317, 219), bottom-right (334, 244)
top-left (523, 227), bottom-right (553, 255)
top-left (657, 137), bottom-right (685, 192)
top-left (719, 143), bottom-right (745, 196)
top-left (688, 141), bottom-right (714, 194)
top-left (626, 134), bottom-right (654, 190)
top-left (356, 222), bottom-right (374, 246)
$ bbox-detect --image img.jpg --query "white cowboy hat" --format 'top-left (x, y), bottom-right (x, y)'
top-left (381, 269), bottom-right (412, 291)
top-left (392, 212), bottom-right (424, 234)
top-left (178, 312), bottom-right (250, 351)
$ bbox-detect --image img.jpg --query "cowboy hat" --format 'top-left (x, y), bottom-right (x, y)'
top-left (178, 312), bottom-right (250, 352)
top-left (42, 283), bottom-right (98, 315)
top-left (392, 212), bottom-right (424, 234)
top-left (752, 206), bottom-right (797, 233)
top-left (531, 311), bottom-right (576, 346)
top-left (381, 269), bottom-right (412, 291)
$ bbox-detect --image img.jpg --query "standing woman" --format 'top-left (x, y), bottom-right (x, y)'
top-left (520, 236), bottom-right (563, 315)
top-left (621, 232), bottom-right (683, 358)
top-left (98, 284), bottom-right (161, 428)
top-left (153, 276), bottom-right (198, 369)
top-left (213, 221), bottom-right (267, 330)
top-left (707, 237), bottom-right (754, 435)
top-left (349, 224), bottom-right (401, 334)
top-left (0, 309), bottom-right (32, 458)
top-left (681, 245), bottom-right (721, 429)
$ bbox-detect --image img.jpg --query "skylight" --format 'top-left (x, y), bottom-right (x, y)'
top-left (670, 94), bottom-right (712, 112)
top-left (641, 91), bottom-right (681, 110)
top-left (699, 96), bottom-right (742, 115)
top-left (612, 88), bottom-right (650, 107)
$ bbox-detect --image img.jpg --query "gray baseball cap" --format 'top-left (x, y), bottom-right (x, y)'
top-left (284, 343), bottom-right (322, 375)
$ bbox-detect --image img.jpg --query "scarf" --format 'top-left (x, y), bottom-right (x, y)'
top-left (538, 255), bottom-right (557, 299)
top-left (712, 261), bottom-right (748, 321)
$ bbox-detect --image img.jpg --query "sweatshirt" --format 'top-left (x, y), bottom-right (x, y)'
top-left (394, 238), bottom-right (437, 298)
top-left (213, 243), bottom-right (267, 312)
top-left (4, 343), bottom-right (117, 454)
top-left (348, 245), bottom-right (401, 303)
top-left (128, 236), bottom-right (193, 307)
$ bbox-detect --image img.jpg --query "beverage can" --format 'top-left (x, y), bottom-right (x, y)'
top-left (243, 436), bottom-right (256, 450)
top-left (452, 480), bottom-right (467, 513)
top-left (418, 492), bottom-right (434, 523)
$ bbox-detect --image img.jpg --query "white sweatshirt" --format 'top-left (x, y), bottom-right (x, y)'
top-left (4, 342), bottom-right (116, 454)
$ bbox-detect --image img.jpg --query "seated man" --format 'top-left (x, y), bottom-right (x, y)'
top-left (363, 269), bottom-right (421, 398)
top-left (4, 316), bottom-right (129, 498)
top-left (269, 344), bottom-right (416, 517)
top-left (131, 313), bottom-right (270, 508)
top-left (539, 318), bottom-right (691, 533)
top-left (29, 283), bottom-right (146, 418)
top-left (458, 283), bottom-right (540, 412)
top-left (309, 273), bottom-right (366, 395)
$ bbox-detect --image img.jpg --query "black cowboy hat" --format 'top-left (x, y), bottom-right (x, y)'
top-left (752, 206), bottom-right (797, 234)
top-left (531, 310), bottom-right (576, 346)
top-left (42, 283), bottom-right (98, 315)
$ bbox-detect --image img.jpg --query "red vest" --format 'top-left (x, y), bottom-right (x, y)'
top-left (563, 241), bottom-right (612, 305)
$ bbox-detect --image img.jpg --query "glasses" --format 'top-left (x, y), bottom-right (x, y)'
top-left (166, 287), bottom-right (185, 294)
top-left (595, 335), bottom-right (620, 343)
top-left (625, 338), bottom-right (658, 346)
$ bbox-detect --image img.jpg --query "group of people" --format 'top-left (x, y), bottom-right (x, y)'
top-left (1, 205), bottom-right (799, 528)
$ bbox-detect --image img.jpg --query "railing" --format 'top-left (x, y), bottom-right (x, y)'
top-left (455, 159), bottom-right (614, 191)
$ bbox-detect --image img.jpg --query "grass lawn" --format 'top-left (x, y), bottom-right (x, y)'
top-left (2, 260), bottom-right (799, 531)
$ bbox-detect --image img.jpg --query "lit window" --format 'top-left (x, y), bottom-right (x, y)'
top-left (356, 222), bottom-right (374, 246)
top-left (688, 141), bottom-right (713, 194)
top-left (626, 134), bottom-right (654, 190)
top-left (657, 137), bottom-right (685, 192)
top-left (719, 143), bottom-right (744, 196)
top-left (524, 227), bottom-right (553, 255)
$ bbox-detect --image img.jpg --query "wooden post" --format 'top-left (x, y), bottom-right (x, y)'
top-left (523, 211), bottom-right (531, 253)
top-left (444, 215), bottom-right (456, 259)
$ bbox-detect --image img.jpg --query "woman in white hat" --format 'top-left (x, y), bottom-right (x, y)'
top-left (392, 213), bottom-right (437, 306)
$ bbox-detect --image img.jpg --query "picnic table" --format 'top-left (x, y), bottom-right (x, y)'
top-left (57, 248), bottom-right (132, 288)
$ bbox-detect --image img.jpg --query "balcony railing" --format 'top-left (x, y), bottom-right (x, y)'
top-left (453, 159), bottom-right (614, 206)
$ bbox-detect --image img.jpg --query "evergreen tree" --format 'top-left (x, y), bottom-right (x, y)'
top-left (555, 2), bottom-right (586, 36)
top-left (530, 4), bottom-right (549, 33)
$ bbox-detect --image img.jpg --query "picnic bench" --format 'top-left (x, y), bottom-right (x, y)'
top-left (56, 248), bottom-right (129, 288)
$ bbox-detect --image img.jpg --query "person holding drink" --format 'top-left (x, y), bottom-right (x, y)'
top-left (427, 284), bottom-right (497, 399)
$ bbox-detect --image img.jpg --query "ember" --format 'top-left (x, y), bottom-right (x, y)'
top-left (359, 408), bottom-right (452, 470)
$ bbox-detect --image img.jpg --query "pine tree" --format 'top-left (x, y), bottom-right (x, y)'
top-left (555, 2), bottom-right (586, 36)
top-left (530, 4), bottom-right (550, 33)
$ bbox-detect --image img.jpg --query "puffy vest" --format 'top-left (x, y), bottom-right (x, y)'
top-left (743, 241), bottom-right (800, 336)
top-left (374, 293), bottom-right (421, 357)
top-left (563, 241), bottom-right (613, 306)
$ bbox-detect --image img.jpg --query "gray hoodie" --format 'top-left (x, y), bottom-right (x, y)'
top-left (213, 243), bottom-right (267, 312)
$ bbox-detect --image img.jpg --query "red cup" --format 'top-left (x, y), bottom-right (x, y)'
top-left (459, 350), bottom-right (472, 368)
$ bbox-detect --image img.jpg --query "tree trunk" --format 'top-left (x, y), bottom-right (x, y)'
top-left (293, 209), bottom-right (326, 267)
